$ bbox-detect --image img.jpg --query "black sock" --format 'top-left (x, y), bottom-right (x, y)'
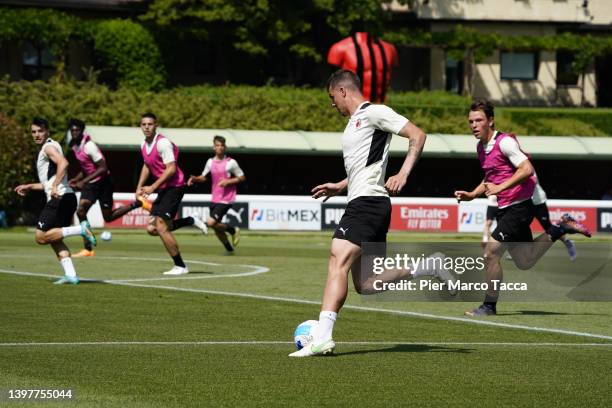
top-left (484, 294), bottom-right (497, 309)
top-left (172, 253), bottom-right (186, 268)
top-left (130, 200), bottom-right (142, 209)
top-left (171, 217), bottom-right (195, 231)
top-left (84, 241), bottom-right (92, 251)
top-left (223, 241), bottom-right (233, 252)
top-left (227, 226), bottom-right (236, 235)
top-left (547, 225), bottom-right (565, 242)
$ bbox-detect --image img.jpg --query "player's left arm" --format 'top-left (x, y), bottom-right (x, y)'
top-left (484, 160), bottom-right (534, 196)
top-left (45, 144), bottom-right (69, 198)
top-left (76, 158), bottom-right (108, 189)
top-left (146, 161), bottom-right (176, 193)
top-left (218, 160), bottom-right (246, 187)
top-left (386, 121), bottom-right (426, 195)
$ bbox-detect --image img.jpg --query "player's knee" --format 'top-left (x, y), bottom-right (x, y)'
top-left (513, 257), bottom-right (536, 270)
top-left (76, 207), bottom-right (88, 219)
top-left (146, 224), bottom-right (158, 235)
top-left (34, 232), bottom-right (47, 245)
top-left (102, 211), bottom-right (113, 223)
top-left (207, 218), bottom-right (217, 228)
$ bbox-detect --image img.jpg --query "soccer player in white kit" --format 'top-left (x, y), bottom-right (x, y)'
top-left (289, 70), bottom-right (453, 357)
top-left (14, 118), bottom-right (97, 284)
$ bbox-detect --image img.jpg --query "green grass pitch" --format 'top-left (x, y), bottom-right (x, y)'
top-left (0, 229), bottom-right (611, 407)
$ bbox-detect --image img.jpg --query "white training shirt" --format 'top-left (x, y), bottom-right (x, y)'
top-left (36, 138), bottom-right (73, 201)
top-left (141, 133), bottom-right (175, 164)
top-left (201, 157), bottom-right (245, 178)
top-left (343, 102), bottom-right (409, 201)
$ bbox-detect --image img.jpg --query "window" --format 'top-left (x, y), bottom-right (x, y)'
top-left (500, 52), bottom-right (538, 80)
top-left (22, 42), bottom-right (55, 80)
top-left (445, 55), bottom-right (463, 94)
top-left (556, 50), bottom-right (579, 85)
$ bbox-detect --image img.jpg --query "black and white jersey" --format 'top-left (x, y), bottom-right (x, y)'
top-left (342, 102), bottom-right (409, 201)
top-left (36, 138), bottom-right (72, 201)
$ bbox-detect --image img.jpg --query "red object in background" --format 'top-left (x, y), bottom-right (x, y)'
top-left (106, 200), bottom-right (150, 228)
top-left (327, 32), bottom-right (398, 103)
top-left (531, 207), bottom-right (597, 233)
top-left (391, 204), bottom-right (457, 232)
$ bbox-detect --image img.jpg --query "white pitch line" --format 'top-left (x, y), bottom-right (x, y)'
top-left (2, 268), bottom-right (612, 342)
top-left (0, 341), bottom-right (610, 347)
top-left (0, 254), bottom-right (270, 281)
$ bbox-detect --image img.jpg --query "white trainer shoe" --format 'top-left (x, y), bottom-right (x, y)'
top-left (192, 217), bottom-right (208, 234)
top-left (162, 266), bottom-right (189, 275)
top-left (288, 339), bottom-right (335, 357)
top-left (430, 252), bottom-right (457, 296)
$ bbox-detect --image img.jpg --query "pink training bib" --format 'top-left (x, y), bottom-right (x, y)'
top-left (141, 134), bottom-right (185, 190)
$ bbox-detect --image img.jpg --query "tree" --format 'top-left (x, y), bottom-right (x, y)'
top-left (141, 0), bottom-right (407, 78)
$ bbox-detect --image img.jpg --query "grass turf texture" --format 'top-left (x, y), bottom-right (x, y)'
top-left (0, 229), bottom-right (611, 407)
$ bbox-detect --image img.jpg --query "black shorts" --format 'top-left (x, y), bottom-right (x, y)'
top-left (492, 200), bottom-right (535, 243)
top-left (151, 186), bottom-right (185, 219)
top-left (37, 193), bottom-right (77, 231)
top-left (80, 177), bottom-right (114, 210)
top-left (210, 203), bottom-right (232, 222)
top-left (332, 196), bottom-right (391, 247)
top-left (486, 205), bottom-right (499, 221)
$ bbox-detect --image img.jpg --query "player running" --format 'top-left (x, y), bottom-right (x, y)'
top-left (136, 113), bottom-right (207, 275)
top-left (187, 135), bottom-right (245, 253)
top-left (455, 99), bottom-right (591, 317)
top-left (14, 118), bottom-right (97, 284)
top-left (289, 70), bottom-right (453, 358)
top-left (66, 119), bottom-right (148, 257)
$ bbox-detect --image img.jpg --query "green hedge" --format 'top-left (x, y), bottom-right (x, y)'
top-left (1, 78), bottom-right (611, 137)
top-left (0, 113), bottom-right (37, 216)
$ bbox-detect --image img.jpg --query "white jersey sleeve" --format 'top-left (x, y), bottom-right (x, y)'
top-left (156, 138), bottom-right (176, 164)
top-left (83, 140), bottom-right (103, 163)
top-left (201, 158), bottom-right (212, 177)
top-left (365, 104), bottom-right (409, 135)
top-left (227, 159), bottom-right (244, 177)
top-left (499, 137), bottom-right (528, 168)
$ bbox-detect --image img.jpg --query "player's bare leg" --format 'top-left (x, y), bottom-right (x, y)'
top-left (147, 216), bottom-right (188, 275)
top-left (207, 217), bottom-right (235, 252)
top-left (290, 239), bottom-right (360, 357)
top-left (74, 199), bottom-right (96, 257)
top-left (50, 240), bottom-right (79, 284)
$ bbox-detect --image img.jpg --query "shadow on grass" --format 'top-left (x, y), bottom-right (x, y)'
top-left (497, 310), bottom-right (608, 316)
top-left (336, 344), bottom-right (474, 357)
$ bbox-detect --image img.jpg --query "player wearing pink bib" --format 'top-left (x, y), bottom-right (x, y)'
top-left (455, 99), bottom-right (591, 316)
top-left (188, 135), bottom-right (245, 252)
top-left (66, 119), bottom-right (147, 257)
top-left (136, 113), bottom-right (207, 275)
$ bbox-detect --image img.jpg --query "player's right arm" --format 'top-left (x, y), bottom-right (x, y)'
top-left (187, 174), bottom-right (207, 186)
top-left (311, 178), bottom-right (348, 202)
top-left (454, 180), bottom-right (486, 202)
top-left (188, 159), bottom-right (211, 186)
top-left (14, 183), bottom-right (43, 196)
top-left (69, 171), bottom-right (84, 188)
top-left (136, 164), bottom-right (150, 199)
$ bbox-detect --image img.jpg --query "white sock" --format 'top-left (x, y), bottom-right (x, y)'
top-left (62, 225), bottom-right (82, 237)
top-left (412, 253), bottom-right (443, 277)
top-left (60, 257), bottom-right (77, 278)
top-left (316, 311), bottom-right (337, 342)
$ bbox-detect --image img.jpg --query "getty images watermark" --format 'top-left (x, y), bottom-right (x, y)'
top-left (360, 242), bottom-right (612, 302)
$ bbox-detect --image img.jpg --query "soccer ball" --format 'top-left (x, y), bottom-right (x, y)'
top-left (100, 231), bottom-right (112, 241)
top-left (293, 320), bottom-right (318, 350)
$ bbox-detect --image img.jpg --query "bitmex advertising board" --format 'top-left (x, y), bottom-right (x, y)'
top-left (90, 194), bottom-right (612, 234)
